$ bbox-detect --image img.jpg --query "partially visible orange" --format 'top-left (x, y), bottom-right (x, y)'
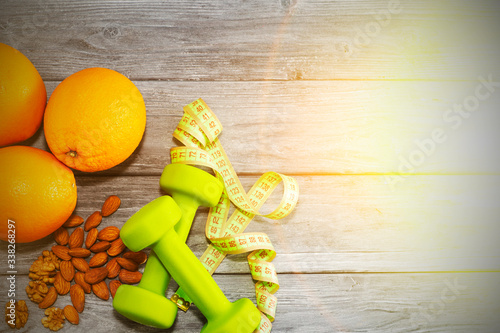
top-left (0, 146), bottom-right (77, 243)
top-left (44, 67), bottom-right (146, 172)
top-left (0, 43), bottom-right (47, 146)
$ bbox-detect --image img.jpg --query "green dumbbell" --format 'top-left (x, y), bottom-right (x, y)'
top-left (119, 196), bottom-right (262, 333)
top-left (113, 251), bottom-right (176, 328)
top-left (113, 164), bottom-right (223, 328)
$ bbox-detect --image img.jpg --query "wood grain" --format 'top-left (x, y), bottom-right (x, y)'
top-left (1, 0), bottom-right (500, 332)
top-left (1, 273), bottom-right (499, 332)
top-left (2, 175), bottom-right (499, 274)
top-left (21, 80), bottom-right (500, 176)
top-left (1, 0), bottom-right (499, 81)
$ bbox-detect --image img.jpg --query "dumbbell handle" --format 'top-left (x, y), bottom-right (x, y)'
top-left (170, 193), bottom-right (199, 243)
top-left (154, 227), bottom-right (230, 320)
top-left (137, 251), bottom-right (166, 294)
top-left (137, 193), bottom-right (199, 294)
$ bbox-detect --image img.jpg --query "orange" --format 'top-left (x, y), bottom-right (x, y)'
top-left (0, 146), bottom-right (77, 243)
top-left (43, 67), bottom-right (146, 172)
top-left (0, 42), bottom-right (47, 146)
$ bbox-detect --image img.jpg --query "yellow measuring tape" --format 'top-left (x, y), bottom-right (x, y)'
top-left (170, 98), bottom-right (299, 332)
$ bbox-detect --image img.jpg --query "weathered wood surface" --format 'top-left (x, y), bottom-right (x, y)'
top-left (1, 175), bottom-right (499, 275)
top-left (1, 0), bottom-right (500, 81)
top-left (22, 80), bottom-right (500, 175)
top-left (1, 0), bottom-right (500, 332)
top-left (1, 273), bottom-right (500, 332)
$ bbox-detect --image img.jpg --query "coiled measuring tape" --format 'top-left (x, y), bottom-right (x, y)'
top-left (169, 98), bottom-right (299, 332)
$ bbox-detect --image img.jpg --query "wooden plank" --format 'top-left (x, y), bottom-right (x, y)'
top-left (1, 273), bottom-right (499, 332)
top-left (4, 1), bottom-right (500, 332)
top-left (22, 80), bottom-right (500, 176)
top-left (1, 0), bottom-right (499, 81)
top-left (3, 175), bottom-right (499, 274)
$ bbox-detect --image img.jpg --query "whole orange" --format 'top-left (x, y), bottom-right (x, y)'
top-left (0, 146), bottom-right (77, 243)
top-left (0, 43), bottom-right (47, 146)
top-left (44, 67), bottom-right (146, 172)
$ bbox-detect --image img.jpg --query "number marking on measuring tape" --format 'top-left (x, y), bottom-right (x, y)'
top-left (170, 98), bottom-right (299, 332)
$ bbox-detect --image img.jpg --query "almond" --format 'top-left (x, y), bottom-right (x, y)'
top-left (71, 257), bottom-right (90, 272)
top-left (52, 245), bottom-right (71, 261)
top-left (89, 252), bottom-right (108, 268)
top-left (68, 227), bottom-right (84, 249)
top-left (68, 248), bottom-right (91, 258)
top-left (123, 251), bottom-right (148, 265)
top-left (54, 272), bottom-right (71, 295)
top-left (119, 269), bottom-right (143, 284)
top-left (109, 280), bottom-right (122, 298)
top-left (106, 258), bottom-right (121, 279)
top-left (85, 227), bottom-right (98, 249)
top-left (101, 195), bottom-right (121, 217)
top-left (63, 214), bottom-right (84, 228)
top-left (53, 227), bottom-right (69, 246)
top-left (74, 272), bottom-right (92, 294)
top-left (97, 226), bottom-right (120, 242)
top-left (63, 305), bottom-right (79, 325)
top-left (84, 211), bottom-right (102, 231)
top-left (84, 267), bottom-right (108, 285)
top-left (70, 284), bottom-right (85, 313)
top-left (92, 281), bottom-right (110, 301)
top-left (90, 241), bottom-right (111, 253)
top-left (38, 287), bottom-right (57, 309)
top-left (60, 260), bottom-right (75, 282)
top-left (107, 238), bottom-right (126, 257)
top-left (117, 257), bottom-right (139, 271)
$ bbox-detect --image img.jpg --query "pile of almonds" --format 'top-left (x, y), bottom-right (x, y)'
top-left (27, 195), bottom-right (147, 330)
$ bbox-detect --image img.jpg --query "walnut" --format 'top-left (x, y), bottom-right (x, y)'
top-left (43, 251), bottom-right (61, 269)
top-left (5, 300), bottom-right (29, 329)
top-left (26, 280), bottom-right (49, 304)
top-left (29, 251), bottom-right (60, 284)
top-left (41, 307), bottom-right (65, 331)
